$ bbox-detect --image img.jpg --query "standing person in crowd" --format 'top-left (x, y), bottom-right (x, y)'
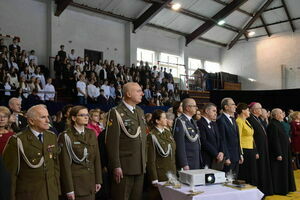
top-left (147, 110), bottom-right (176, 200)
top-left (76, 74), bottom-right (87, 105)
top-left (166, 112), bottom-right (175, 132)
top-left (267, 108), bottom-right (296, 195)
top-left (260, 108), bottom-right (269, 129)
top-left (197, 103), bottom-right (224, 170)
top-left (105, 82), bottom-right (147, 200)
top-left (291, 111), bottom-right (300, 168)
top-left (193, 109), bottom-right (202, 121)
top-left (54, 55), bottom-right (61, 81)
top-left (28, 50), bottom-right (38, 65)
top-left (3, 105), bottom-right (61, 200)
top-left (8, 97), bottom-right (27, 132)
top-left (58, 45), bottom-right (66, 62)
top-left (54, 104), bottom-right (73, 134)
top-left (0, 106), bottom-right (14, 154)
top-left (115, 84), bottom-right (123, 105)
top-left (235, 103), bottom-right (258, 186)
top-left (58, 106), bottom-right (102, 200)
top-left (9, 38), bottom-right (20, 53)
top-left (44, 78), bottom-right (56, 101)
top-left (173, 98), bottom-right (203, 170)
top-left (172, 101), bottom-right (183, 119)
top-left (216, 97), bottom-right (242, 176)
top-left (248, 102), bottom-right (273, 195)
top-left (87, 109), bottom-right (102, 137)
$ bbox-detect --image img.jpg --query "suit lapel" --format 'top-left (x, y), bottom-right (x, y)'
top-left (222, 114), bottom-right (236, 132)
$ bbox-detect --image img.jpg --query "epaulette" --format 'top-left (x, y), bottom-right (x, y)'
top-left (45, 129), bottom-right (56, 135)
top-left (13, 132), bottom-right (24, 137)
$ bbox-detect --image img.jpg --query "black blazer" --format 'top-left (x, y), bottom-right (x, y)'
top-left (197, 118), bottom-right (223, 167)
top-left (216, 113), bottom-right (241, 163)
top-left (11, 114), bottom-right (28, 133)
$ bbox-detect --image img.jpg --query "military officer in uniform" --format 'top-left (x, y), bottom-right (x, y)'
top-left (105, 82), bottom-right (147, 200)
top-left (3, 104), bottom-right (61, 200)
top-left (147, 109), bottom-right (176, 200)
top-left (173, 98), bottom-right (203, 170)
top-left (58, 105), bottom-right (102, 200)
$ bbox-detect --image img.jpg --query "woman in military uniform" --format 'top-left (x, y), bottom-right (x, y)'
top-left (147, 109), bottom-right (176, 200)
top-left (58, 106), bottom-right (102, 200)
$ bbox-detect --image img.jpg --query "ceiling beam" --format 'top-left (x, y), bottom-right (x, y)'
top-left (228, 0), bottom-right (274, 50)
top-left (144, 0), bottom-right (240, 33)
top-left (248, 17), bottom-right (300, 29)
top-left (147, 23), bottom-right (227, 47)
top-left (281, 0), bottom-right (295, 32)
top-left (69, 3), bottom-right (226, 47)
top-left (133, 0), bottom-right (172, 32)
top-left (186, 0), bottom-right (247, 46)
top-left (260, 15), bottom-right (271, 37)
top-left (55, 0), bottom-right (73, 16)
top-left (210, 0), bottom-right (253, 16)
top-left (264, 5), bottom-right (284, 12)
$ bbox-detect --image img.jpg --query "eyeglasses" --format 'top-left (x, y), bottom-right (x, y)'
top-left (77, 114), bottom-right (89, 117)
top-left (0, 115), bottom-right (9, 119)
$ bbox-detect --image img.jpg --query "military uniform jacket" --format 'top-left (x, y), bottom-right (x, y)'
top-left (173, 114), bottom-right (203, 169)
top-left (105, 102), bottom-right (147, 175)
top-left (147, 128), bottom-right (176, 182)
top-left (3, 128), bottom-right (61, 200)
top-left (58, 127), bottom-right (102, 196)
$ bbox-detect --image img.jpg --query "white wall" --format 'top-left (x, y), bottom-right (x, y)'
top-left (0, 0), bottom-right (48, 64)
top-left (221, 31), bottom-right (300, 90)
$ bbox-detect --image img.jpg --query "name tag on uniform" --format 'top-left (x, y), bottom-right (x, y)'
top-left (74, 141), bottom-right (81, 144)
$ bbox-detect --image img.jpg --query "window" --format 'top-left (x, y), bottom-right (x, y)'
top-left (188, 58), bottom-right (202, 76)
top-left (204, 61), bottom-right (221, 73)
top-left (137, 48), bottom-right (155, 66)
top-left (159, 53), bottom-right (185, 78)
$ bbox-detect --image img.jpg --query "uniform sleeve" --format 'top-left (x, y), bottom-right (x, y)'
top-left (58, 133), bottom-right (74, 194)
top-left (146, 134), bottom-right (158, 182)
top-left (2, 136), bottom-right (18, 200)
top-left (173, 119), bottom-right (188, 168)
top-left (105, 109), bottom-right (121, 170)
top-left (93, 133), bottom-right (103, 184)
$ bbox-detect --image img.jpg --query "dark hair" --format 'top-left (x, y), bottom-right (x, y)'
top-left (62, 104), bottom-right (73, 119)
top-left (68, 105), bottom-right (87, 126)
top-left (172, 101), bottom-right (181, 116)
top-left (149, 109), bottom-right (165, 129)
top-left (236, 103), bottom-right (248, 115)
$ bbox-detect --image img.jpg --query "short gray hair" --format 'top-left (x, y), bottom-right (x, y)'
top-left (221, 97), bottom-right (233, 110)
top-left (271, 108), bottom-right (281, 119)
top-left (26, 104), bottom-right (47, 120)
top-left (203, 103), bottom-right (216, 113)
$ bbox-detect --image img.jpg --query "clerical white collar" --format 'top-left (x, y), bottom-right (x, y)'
top-left (123, 100), bottom-right (135, 113)
top-left (183, 113), bottom-right (192, 121)
top-left (155, 127), bottom-right (164, 134)
top-left (30, 128), bottom-right (43, 138)
top-left (74, 126), bottom-right (85, 134)
top-left (203, 116), bottom-right (211, 124)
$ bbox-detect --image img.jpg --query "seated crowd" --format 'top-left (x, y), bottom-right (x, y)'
top-left (0, 39), bottom-right (179, 107)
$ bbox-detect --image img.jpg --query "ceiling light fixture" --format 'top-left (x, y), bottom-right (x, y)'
top-left (248, 31), bottom-right (256, 37)
top-left (248, 78), bottom-right (257, 82)
top-left (171, 3), bottom-right (181, 10)
top-left (217, 20), bottom-right (226, 25)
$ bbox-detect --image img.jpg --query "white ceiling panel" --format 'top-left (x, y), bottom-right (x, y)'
top-left (223, 10), bottom-right (250, 27)
top-left (240, 0), bottom-right (264, 13)
top-left (268, 22), bottom-right (294, 34)
top-left (202, 26), bottom-right (236, 44)
top-left (284, 0), bottom-right (300, 19)
top-left (187, 0), bottom-right (223, 18)
top-left (149, 9), bottom-right (181, 26)
top-left (167, 15), bottom-right (204, 33)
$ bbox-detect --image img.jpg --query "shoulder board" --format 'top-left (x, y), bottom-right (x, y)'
top-left (14, 132), bottom-right (24, 137)
top-left (45, 130), bottom-right (56, 135)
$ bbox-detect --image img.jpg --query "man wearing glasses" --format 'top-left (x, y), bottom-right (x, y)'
top-left (173, 98), bottom-right (203, 170)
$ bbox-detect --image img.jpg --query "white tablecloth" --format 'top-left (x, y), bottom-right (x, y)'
top-left (157, 182), bottom-right (264, 200)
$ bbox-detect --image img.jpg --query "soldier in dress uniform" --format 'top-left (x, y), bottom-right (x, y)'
top-left (173, 98), bottom-right (203, 170)
top-left (105, 82), bottom-right (147, 200)
top-left (3, 104), bottom-right (61, 200)
top-left (58, 106), bottom-right (102, 200)
top-left (147, 110), bottom-right (176, 200)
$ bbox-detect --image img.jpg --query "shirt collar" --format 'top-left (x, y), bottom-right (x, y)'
top-left (203, 116), bottom-right (211, 124)
top-left (74, 126), bottom-right (85, 134)
top-left (155, 127), bottom-right (164, 134)
top-left (123, 100), bottom-right (135, 113)
top-left (30, 128), bottom-right (43, 138)
top-left (183, 113), bottom-right (192, 121)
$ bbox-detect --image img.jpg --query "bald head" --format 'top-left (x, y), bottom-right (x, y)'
top-left (123, 82), bottom-right (143, 106)
top-left (182, 98), bottom-right (198, 117)
top-left (27, 104), bottom-right (47, 120)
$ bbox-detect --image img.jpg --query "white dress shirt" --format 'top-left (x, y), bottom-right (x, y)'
top-left (44, 83), bottom-right (55, 100)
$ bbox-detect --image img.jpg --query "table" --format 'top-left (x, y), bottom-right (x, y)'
top-left (157, 182), bottom-right (264, 200)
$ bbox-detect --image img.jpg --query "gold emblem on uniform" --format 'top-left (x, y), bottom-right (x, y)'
top-left (37, 152), bottom-right (41, 156)
top-left (121, 113), bottom-right (124, 117)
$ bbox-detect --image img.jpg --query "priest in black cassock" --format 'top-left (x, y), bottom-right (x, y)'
top-left (248, 102), bottom-right (273, 196)
top-left (267, 108), bottom-right (296, 195)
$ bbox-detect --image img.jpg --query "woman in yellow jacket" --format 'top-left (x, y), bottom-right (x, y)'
top-left (236, 103), bottom-right (258, 186)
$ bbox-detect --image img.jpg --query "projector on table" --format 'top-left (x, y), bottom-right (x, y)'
top-left (178, 169), bottom-right (226, 186)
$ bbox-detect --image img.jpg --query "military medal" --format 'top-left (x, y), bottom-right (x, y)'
top-left (47, 144), bottom-right (55, 158)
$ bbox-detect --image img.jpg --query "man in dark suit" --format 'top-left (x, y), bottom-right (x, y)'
top-left (247, 102), bottom-right (273, 195)
top-left (198, 103), bottom-right (224, 169)
top-left (105, 82), bottom-right (147, 200)
top-left (57, 45), bottom-right (66, 62)
top-left (99, 65), bottom-right (107, 80)
top-left (173, 98), bottom-right (203, 170)
top-left (217, 97), bottom-right (243, 175)
top-left (8, 98), bottom-right (27, 132)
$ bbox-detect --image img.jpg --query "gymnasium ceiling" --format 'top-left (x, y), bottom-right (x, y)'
top-left (56, 0), bottom-right (300, 49)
